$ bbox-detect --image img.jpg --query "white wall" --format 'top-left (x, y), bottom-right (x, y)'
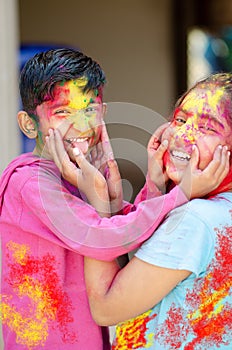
top-left (18, 0), bottom-right (175, 116)
top-left (0, 0), bottom-right (20, 173)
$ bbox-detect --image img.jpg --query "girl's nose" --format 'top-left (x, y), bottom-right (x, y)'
top-left (175, 121), bottom-right (198, 145)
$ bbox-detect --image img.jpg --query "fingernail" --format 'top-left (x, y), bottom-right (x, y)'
top-left (73, 147), bottom-right (80, 157)
top-left (162, 139), bottom-right (168, 147)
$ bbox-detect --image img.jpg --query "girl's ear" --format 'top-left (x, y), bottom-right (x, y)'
top-left (17, 111), bottom-right (38, 139)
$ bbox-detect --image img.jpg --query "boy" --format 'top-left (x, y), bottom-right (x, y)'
top-left (0, 48), bottom-right (228, 349)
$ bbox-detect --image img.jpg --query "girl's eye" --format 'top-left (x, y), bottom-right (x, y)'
top-left (199, 125), bottom-right (216, 132)
top-left (173, 116), bottom-right (186, 126)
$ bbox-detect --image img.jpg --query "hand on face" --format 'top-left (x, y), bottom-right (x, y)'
top-left (90, 122), bottom-right (123, 214)
top-left (147, 123), bottom-right (170, 192)
top-left (45, 128), bottom-right (111, 217)
top-left (179, 144), bottom-right (230, 199)
top-left (46, 123), bottom-right (123, 216)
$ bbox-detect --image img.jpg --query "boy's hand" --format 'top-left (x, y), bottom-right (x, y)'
top-left (46, 129), bottom-right (110, 217)
top-left (90, 122), bottom-right (123, 214)
top-left (179, 144), bottom-right (230, 199)
top-left (147, 123), bottom-right (170, 193)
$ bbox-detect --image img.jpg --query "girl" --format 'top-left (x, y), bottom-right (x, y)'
top-left (84, 73), bottom-right (232, 349)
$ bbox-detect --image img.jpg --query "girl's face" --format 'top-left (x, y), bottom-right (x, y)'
top-left (162, 86), bottom-right (232, 184)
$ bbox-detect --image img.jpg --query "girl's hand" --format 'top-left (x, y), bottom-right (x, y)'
top-left (179, 144), bottom-right (230, 199)
top-left (90, 122), bottom-right (123, 214)
top-left (46, 129), bottom-right (110, 217)
top-left (147, 123), bottom-right (170, 193)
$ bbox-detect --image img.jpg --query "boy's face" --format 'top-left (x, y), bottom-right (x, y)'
top-left (33, 78), bottom-right (105, 159)
top-left (161, 86), bottom-right (232, 184)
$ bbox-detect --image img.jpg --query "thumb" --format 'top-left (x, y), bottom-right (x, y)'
top-left (189, 145), bottom-right (199, 170)
top-left (152, 139), bottom-right (169, 160)
top-left (72, 147), bottom-right (92, 172)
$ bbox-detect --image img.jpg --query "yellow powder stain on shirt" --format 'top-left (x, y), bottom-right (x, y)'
top-left (7, 241), bottom-right (29, 265)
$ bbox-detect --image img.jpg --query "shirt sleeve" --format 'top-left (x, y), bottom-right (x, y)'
top-left (19, 170), bottom-right (188, 261)
top-left (135, 203), bottom-right (215, 276)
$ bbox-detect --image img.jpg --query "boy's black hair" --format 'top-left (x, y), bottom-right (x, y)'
top-left (19, 48), bottom-right (106, 114)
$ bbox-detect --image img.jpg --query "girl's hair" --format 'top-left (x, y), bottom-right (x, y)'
top-left (19, 48), bottom-right (106, 114)
top-left (176, 72), bottom-right (232, 196)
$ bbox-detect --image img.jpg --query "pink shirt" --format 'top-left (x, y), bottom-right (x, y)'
top-left (0, 153), bottom-right (187, 349)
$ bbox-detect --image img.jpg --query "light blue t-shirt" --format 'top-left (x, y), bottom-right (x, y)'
top-left (112, 193), bottom-right (232, 350)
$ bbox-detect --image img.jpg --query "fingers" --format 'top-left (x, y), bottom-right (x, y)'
top-left (101, 122), bottom-right (114, 160)
top-left (147, 122), bottom-right (170, 151)
top-left (211, 145), bottom-right (230, 183)
top-left (152, 122), bottom-right (170, 140)
top-left (72, 146), bottom-right (92, 172)
top-left (203, 145), bottom-right (230, 181)
top-left (189, 145), bottom-right (199, 170)
top-left (45, 129), bottom-right (63, 171)
top-left (90, 122), bottom-right (114, 175)
top-left (153, 139), bottom-right (169, 160)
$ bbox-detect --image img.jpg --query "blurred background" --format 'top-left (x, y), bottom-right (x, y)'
top-left (1, 0), bottom-right (232, 201)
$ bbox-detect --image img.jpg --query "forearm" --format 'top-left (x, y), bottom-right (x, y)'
top-left (134, 174), bottom-right (162, 206)
top-left (84, 257), bottom-right (120, 324)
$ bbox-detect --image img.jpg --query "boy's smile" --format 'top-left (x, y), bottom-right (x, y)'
top-left (162, 86), bottom-right (231, 184)
top-left (32, 79), bottom-right (105, 158)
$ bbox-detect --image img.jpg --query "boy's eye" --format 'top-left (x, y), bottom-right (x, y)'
top-left (84, 104), bottom-right (101, 115)
top-left (85, 107), bottom-right (96, 113)
top-left (54, 109), bottom-right (71, 115)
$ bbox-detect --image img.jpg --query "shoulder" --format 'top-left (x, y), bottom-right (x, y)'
top-left (8, 156), bottom-right (62, 194)
top-left (183, 193), bottom-right (232, 226)
top-left (135, 194), bottom-right (232, 275)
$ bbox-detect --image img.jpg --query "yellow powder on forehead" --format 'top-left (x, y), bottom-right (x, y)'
top-left (183, 87), bottom-right (225, 113)
top-left (67, 78), bottom-right (91, 110)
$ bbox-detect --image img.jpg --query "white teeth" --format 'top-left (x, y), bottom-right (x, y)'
top-left (67, 137), bottom-right (88, 143)
top-left (172, 150), bottom-right (191, 161)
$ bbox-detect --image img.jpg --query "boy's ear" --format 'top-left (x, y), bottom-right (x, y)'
top-left (17, 111), bottom-right (38, 139)
top-left (102, 103), bottom-right (107, 118)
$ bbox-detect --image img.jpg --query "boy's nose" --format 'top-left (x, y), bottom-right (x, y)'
top-left (70, 112), bottom-right (97, 131)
